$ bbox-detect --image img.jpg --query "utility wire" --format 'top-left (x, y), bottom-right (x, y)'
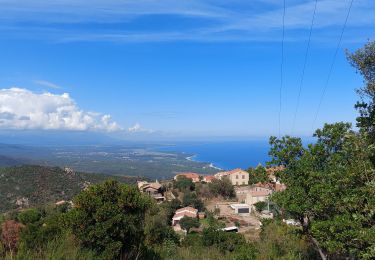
top-left (311, 0), bottom-right (354, 131)
top-left (278, 0), bottom-right (286, 138)
top-left (291, 0), bottom-right (318, 135)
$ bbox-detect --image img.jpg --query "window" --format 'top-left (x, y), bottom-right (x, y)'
top-left (236, 175), bottom-right (239, 179)
top-left (236, 182), bottom-right (238, 185)
top-left (242, 175), bottom-right (245, 179)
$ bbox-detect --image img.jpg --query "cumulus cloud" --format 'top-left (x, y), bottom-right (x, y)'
top-left (128, 123), bottom-right (154, 133)
top-left (0, 88), bottom-right (121, 132)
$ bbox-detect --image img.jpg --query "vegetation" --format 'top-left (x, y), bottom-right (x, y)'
top-left (174, 176), bottom-right (195, 191)
top-left (0, 165), bottom-right (138, 213)
top-left (247, 165), bottom-right (268, 184)
top-left (182, 192), bottom-right (205, 211)
top-left (179, 217), bottom-right (200, 233)
top-left (253, 201), bottom-right (267, 212)
top-left (268, 41), bottom-right (375, 259)
top-left (207, 178), bottom-right (236, 199)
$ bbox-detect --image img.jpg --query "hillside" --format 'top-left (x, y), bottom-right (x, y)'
top-left (0, 165), bottom-right (139, 213)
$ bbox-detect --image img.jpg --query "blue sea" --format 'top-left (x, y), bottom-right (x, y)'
top-left (159, 140), bottom-right (271, 170)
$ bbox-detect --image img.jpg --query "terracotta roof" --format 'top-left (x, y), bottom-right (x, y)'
top-left (172, 211), bottom-right (197, 220)
top-left (203, 175), bottom-right (215, 181)
top-left (176, 207), bottom-right (198, 214)
top-left (175, 172), bottom-right (200, 179)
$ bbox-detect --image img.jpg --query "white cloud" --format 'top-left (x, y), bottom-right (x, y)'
top-left (0, 87), bottom-right (121, 132)
top-left (128, 123), bottom-right (154, 133)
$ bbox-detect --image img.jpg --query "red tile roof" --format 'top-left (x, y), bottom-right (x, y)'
top-left (175, 172), bottom-right (200, 179)
top-left (203, 175), bottom-right (215, 181)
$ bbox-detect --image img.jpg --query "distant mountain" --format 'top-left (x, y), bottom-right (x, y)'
top-left (0, 165), bottom-right (140, 213)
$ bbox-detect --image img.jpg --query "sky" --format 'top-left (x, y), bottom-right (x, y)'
top-left (0, 0), bottom-right (374, 140)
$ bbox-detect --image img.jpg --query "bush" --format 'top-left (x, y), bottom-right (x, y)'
top-left (69, 180), bottom-right (152, 259)
top-left (174, 176), bottom-right (195, 191)
top-left (179, 217), bottom-right (200, 233)
top-left (182, 192), bottom-right (205, 211)
top-left (254, 201), bottom-right (267, 212)
top-left (208, 179), bottom-right (235, 199)
top-left (17, 209), bottom-right (41, 225)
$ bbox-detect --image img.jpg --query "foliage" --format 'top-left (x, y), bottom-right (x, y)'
top-left (18, 206), bottom-right (68, 251)
top-left (257, 221), bottom-right (317, 259)
top-left (253, 201), bottom-right (267, 212)
top-left (347, 41), bottom-right (375, 145)
top-left (144, 203), bottom-right (179, 246)
top-left (174, 176), bottom-right (195, 191)
top-left (247, 165), bottom-right (268, 184)
top-left (269, 122), bottom-right (375, 258)
top-left (17, 208), bottom-right (41, 225)
top-left (202, 227), bottom-right (247, 253)
top-left (179, 216), bottom-right (200, 233)
top-left (208, 178), bottom-right (235, 199)
top-left (182, 192), bottom-right (205, 211)
top-left (0, 165), bottom-right (137, 213)
top-left (69, 180), bottom-right (151, 259)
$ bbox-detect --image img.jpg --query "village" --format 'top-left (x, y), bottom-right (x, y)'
top-left (137, 166), bottom-right (289, 239)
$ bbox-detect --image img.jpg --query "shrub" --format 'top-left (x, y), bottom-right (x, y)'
top-left (69, 180), bottom-right (152, 259)
top-left (17, 209), bottom-right (41, 225)
top-left (254, 201), bottom-right (267, 212)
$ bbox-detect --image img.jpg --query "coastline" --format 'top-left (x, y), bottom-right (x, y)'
top-left (185, 154), bottom-right (223, 171)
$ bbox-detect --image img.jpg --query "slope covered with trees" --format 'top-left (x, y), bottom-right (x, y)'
top-left (0, 165), bottom-right (138, 213)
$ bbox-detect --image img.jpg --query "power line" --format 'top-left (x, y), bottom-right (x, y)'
top-left (311, 0), bottom-right (354, 131)
top-left (278, 0), bottom-right (286, 138)
top-left (291, 0), bottom-right (318, 135)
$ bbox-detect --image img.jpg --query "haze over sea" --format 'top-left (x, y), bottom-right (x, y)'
top-left (159, 140), bottom-right (271, 171)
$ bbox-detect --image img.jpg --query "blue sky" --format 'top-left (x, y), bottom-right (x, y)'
top-left (0, 0), bottom-right (374, 139)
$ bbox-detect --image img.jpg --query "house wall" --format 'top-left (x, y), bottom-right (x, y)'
top-left (228, 171), bottom-right (249, 186)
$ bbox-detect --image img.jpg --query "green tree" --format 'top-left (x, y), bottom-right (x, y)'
top-left (347, 41), bottom-right (375, 144)
top-left (17, 208), bottom-right (41, 225)
top-left (269, 122), bottom-right (375, 258)
top-left (253, 201), bottom-right (267, 212)
top-left (174, 176), bottom-right (195, 191)
top-left (208, 178), bottom-right (235, 199)
top-left (247, 165), bottom-right (268, 184)
top-left (182, 192), bottom-right (205, 212)
top-left (69, 180), bottom-right (151, 259)
top-left (179, 216), bottom-right (200, 233)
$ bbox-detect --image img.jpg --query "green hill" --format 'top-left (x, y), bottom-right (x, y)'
top-left (0, 165), bottom-right (139, 213)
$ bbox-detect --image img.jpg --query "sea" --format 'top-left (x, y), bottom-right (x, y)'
top-left (159, 139), bottom-right (271, 170)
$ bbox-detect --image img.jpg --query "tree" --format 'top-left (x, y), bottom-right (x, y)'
top-left (17, 208), bottom-right (41, 225)
top-left (144, 203), bottom-right (179, 247)
top-left (179, 216), bottom-right (200, 233)
top-left (69, 180), bottom-right (151, 259)
top-left (270, 123), bottom-right (375, 258)
top-left (182, 192), bottom-right (205, 212)
top-left (247, 165), bottom-right (268, 184)
top-left (174, 176), bottom-right (195, 191)
top-left (347, 41), bottom-right (375, 143)
top-left (253, 201), bottom-right (267, 212)
top-left (208, 178), bottom-right (235, 199)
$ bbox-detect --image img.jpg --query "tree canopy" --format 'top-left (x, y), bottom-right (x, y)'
top-left (69, 180), bottom-right (152, 259)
